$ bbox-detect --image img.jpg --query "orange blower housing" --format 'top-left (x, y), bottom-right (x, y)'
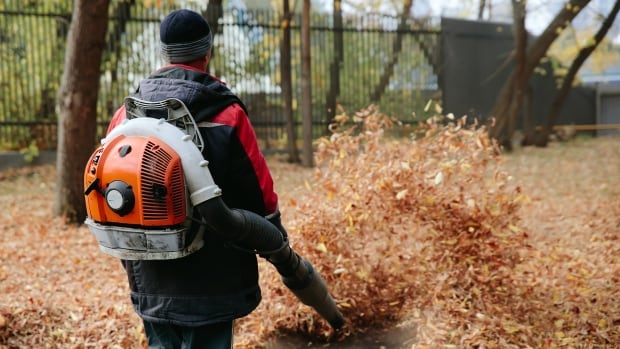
top-left (84, 134), bottom-right (187, 227)
top-left (83, 131), bottom-right (205, 260)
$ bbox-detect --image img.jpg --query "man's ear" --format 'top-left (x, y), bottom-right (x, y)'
top-left (204, 52), bottom-right (211, 69)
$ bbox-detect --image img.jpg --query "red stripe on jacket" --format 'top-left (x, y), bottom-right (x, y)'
top-left (210, 104), bottom-right (278, 214)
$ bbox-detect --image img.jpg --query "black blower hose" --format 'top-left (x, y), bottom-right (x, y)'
top-left (268, 245), bottom-right (345, 329)
top-left (196, 198), bottom-right (345, 329)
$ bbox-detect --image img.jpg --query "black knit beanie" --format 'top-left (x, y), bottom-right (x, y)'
top-left (160, 9), bottom-right (212, 63)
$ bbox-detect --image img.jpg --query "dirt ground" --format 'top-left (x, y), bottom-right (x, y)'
top-left (265, 317), bottom-right (419, 348)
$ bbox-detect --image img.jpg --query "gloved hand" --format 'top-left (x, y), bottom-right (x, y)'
top-left (266, 209), bottom-right (288, 240)
top-left (261, 209), bottom-right (295, 270)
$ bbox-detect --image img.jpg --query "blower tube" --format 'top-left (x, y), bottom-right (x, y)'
top-left (106, 117), bottom-right (345, 329)
top-left (196, 200), bottom-right (345, 330)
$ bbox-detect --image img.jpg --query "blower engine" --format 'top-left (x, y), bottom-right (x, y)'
top-left (84, 97), bottom-right (345, 329)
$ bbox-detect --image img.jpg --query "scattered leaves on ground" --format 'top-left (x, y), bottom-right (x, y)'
top-left (1, 107), bottom-right (618, 348)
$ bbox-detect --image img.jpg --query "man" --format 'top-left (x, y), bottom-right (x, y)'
top-left (106, 9), bottom-right (282, 348)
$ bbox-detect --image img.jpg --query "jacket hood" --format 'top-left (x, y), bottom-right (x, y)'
top-left (135, 66), bottom-right (246, 123)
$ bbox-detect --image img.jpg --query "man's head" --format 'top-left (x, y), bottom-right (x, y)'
top-left (160, 9), bottom-right (212, 64)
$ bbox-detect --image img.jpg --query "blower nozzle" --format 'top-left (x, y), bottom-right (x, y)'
top-left (268, 247), bottom-right (344, 329)
top-left (267, 244), bottom-right (345, 329)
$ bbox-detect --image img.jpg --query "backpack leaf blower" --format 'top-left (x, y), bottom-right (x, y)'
top-left (83, 97), bottom-right (344, 329)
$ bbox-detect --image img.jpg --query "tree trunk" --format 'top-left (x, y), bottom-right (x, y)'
top-left (280, 0), bottom-right (300, 163)
top-left (489, 0), bottom-right (591, 151)
top-left (535, 0), bottom-right (620, 147)
top-left (369, 0), bottom-right (413, 104)
top-left (107, 0), bottom-right (135, 70)
top-left (205, 0), bottom-right (223, 35)
top-left (489, 0), bottom-right (527, 151)
top-left (520, 85), bottom-right (536, 146)
top-left (325, 0), bottom-right (343, 128)
top-left (55, 0), bottom-right (110, 223)
top-left (478, 0), bottom-right (487, 20)
top-left (34, 13), bottom-right (70, 124)
top-left (301, 0), bottom-right (313, 167)
top-left (104, 0), bottom-right (136, 117)
top-left (204, 0), bottom-right (223, 74)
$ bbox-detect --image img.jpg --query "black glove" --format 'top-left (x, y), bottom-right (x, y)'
top-left (266, 209), bottom-right (288, 240)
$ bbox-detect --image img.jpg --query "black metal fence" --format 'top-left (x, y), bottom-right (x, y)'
top-left (0, 1), bottom-right (440, 151)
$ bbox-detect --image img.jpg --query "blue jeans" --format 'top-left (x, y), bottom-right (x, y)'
top-left (143, 320), bottom-right (234, 349)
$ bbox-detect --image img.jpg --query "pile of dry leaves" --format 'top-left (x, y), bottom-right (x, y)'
top-left (238, 107), bottom-right (618, 348)
top-left (0, 106), bottom-right (618, 348)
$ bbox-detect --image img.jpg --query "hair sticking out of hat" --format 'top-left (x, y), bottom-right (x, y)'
top-left (160, 9), bottom-right (212, 63)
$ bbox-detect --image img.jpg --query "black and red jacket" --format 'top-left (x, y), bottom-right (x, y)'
top-left (107, 65), bottom-right (279, 326)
